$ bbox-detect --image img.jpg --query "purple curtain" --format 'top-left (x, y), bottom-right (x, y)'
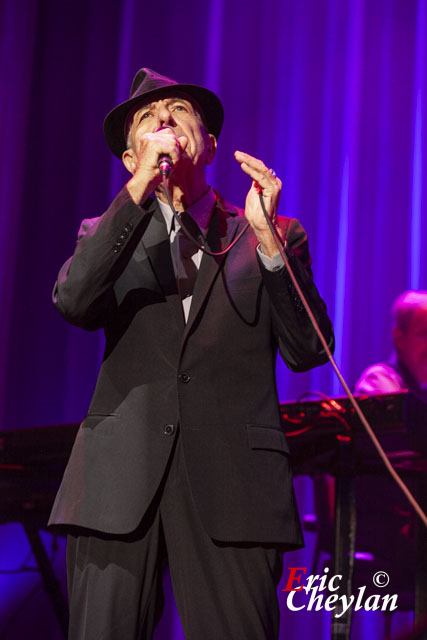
top-left (1, 0), bottom-right (425, 637)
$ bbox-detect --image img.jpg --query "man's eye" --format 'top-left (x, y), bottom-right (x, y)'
top-left (174, 105), bottom-right (187, 112)
top-left (140, 112), bottom-right (151, 121)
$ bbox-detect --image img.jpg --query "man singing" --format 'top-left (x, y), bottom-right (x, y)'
top-left (50, 67), bottom-right (334, 639)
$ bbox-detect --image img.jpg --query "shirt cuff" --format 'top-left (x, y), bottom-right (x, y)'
top-left (256, 244), bottom-right (284, 271)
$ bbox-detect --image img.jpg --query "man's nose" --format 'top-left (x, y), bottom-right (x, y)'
top-left (158, 106), bottom-right (175, 127)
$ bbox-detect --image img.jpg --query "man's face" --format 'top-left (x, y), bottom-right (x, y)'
top-left (394, 306), bottom-right (427, 386)
top-left (126, 93), bottom-right (216, 170)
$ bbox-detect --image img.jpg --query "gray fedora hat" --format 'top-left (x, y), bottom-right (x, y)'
top-left (103, 67), bottom-right (224, 158)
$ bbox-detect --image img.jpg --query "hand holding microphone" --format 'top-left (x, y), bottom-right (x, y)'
top-left (125, 126), bottom-right (187, 204)
top-left (155, 126), bottom-right (188, 178)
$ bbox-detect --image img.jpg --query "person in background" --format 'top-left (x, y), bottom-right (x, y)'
top-left (355, 290), bottom-right (427, 451)
top-left (355, 290), bottom-right (427, 401)
top-left (353, 290), bottom-right (427, 611)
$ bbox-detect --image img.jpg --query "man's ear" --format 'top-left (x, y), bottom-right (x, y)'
top-left (205, 134), bottom-right (217, 165)
top-left (122, 148), bottom-right (137, 175)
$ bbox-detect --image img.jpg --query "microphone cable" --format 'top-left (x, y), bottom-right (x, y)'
top-left (257, 192), bottom-right (427, 530)
top-left (160, 171), bottom-right (250, 257)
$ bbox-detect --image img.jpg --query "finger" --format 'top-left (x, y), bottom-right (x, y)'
top-left (145, 131), bottom-right (182, 157)
top-left (240, 164), bottom-right (282, 194)
top-left (236, 158), bottom-right (270, 183)
top-left (235, 152), bottom-right (279, 186)
top-left (239, 161), bottom-right (272, 184)
top-left (234, 150), bottom-right (267, 173)
top-left (155, 131), bottom-right (188, 157)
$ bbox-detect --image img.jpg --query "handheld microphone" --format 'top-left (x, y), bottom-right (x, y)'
top-left (155, 127), bottom-right (173, 178)
top-left (158, 155), bottom-right (172, 178)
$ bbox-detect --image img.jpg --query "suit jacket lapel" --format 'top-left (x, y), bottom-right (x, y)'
top-left (183, 201), bottom-right (240, 343)
top-left (141, 199), bottom-right (185, 331)
top-left (138, 195), bottom-right (242, 343)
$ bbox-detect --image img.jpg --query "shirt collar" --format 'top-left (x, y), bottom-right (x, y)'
top-left (157, 187), bottom-right (216, 236)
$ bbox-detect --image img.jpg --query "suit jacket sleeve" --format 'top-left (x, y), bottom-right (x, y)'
top-left (53, 187), bottom-right (151, 330)
top-left (258, 216), bottom-right (334, 372)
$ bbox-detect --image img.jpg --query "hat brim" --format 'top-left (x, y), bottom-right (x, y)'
top-left (103, 83), bottom-right (224, 159)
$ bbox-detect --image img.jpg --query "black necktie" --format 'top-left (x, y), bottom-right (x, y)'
top-left (171, 212), bottom-right (202, 301)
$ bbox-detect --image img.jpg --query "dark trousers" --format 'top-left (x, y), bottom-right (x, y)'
top-left (66, 436), bottom-right (284, 640)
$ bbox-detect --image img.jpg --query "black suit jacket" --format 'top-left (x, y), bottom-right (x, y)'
top-left (49, 187), bottom-right (334, 547)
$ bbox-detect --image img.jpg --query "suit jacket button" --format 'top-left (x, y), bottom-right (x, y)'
top-left (164, 424), bottom-right (175, 435)
top-left (179, 372), bottom-right (191, 383)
